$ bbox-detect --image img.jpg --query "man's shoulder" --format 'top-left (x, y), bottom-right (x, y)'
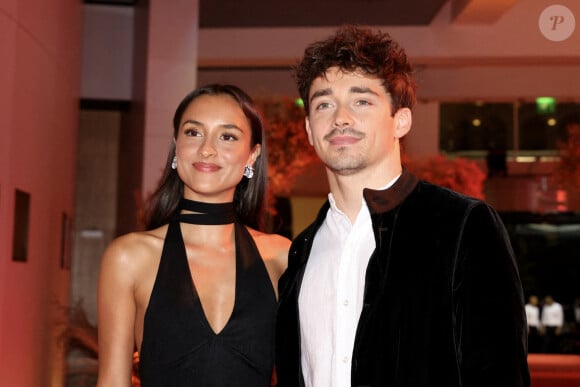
top-left (409, 179), bottom-right (488, 213)
top-left (415, 179), bottom-right (480, 203)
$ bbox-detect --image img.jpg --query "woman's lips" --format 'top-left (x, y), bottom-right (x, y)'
top-left (193, 162), bottom-right (220, 172)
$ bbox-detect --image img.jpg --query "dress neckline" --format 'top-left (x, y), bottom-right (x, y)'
top-left (175, 198), bottom-right (236, 225)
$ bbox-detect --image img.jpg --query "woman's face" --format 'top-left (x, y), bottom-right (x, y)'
top-left (174, 94), bottom-right (260, 202)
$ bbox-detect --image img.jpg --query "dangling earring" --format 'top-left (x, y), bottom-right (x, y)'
top-left (171, 156), bottom-right (177, 170)
top-left (243, 165), bottom-right (254, 179)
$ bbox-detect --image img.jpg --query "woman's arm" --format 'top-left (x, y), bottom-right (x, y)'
top-left (96, 236), bottom-right (139, 387)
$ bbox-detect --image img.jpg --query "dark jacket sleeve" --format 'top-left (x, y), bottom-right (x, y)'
top-left (453, 203), bottom-right (530, 386)
top-left (275, 228), bottom-right (311, 387)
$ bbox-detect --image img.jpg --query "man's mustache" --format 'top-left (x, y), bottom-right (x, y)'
top-left (323, 127), bottom-right (365, 141)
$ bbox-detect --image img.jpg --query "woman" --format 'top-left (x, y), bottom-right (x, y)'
top-left (97, 84), bottom-right (290, 386)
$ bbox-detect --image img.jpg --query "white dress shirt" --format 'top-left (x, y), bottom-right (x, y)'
top-left (525, 304), bottom-right (540, 328)
top-left (298, 177), bottom-right (398, 387)
top-left (541, 302), bottom-right (564, 327)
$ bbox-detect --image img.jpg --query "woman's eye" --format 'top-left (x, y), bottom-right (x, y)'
top-left (184, 128), bottom-right (201, 137)
top-left (220, 133), bottom-right (238, 141)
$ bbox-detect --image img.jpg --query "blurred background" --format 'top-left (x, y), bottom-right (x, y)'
top-left (1, 0), bottom-right (580, 385)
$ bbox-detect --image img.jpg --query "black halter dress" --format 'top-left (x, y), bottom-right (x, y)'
top-left (139, 199), bottom-right (277, 387)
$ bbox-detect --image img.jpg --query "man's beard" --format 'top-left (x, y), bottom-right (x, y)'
top-left (322, 127), bottom-right (367, 175)
top-left (325, 149), bottom-right (367, 176)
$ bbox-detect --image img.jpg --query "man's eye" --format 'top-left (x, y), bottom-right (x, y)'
top-left (356, 100), bottom-right (371, 106)
top-left (315, 102), bottom-right (331, 110)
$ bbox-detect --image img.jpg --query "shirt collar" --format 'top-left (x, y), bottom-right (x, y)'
top-left (363, 169), bottom-right (419, 215)
top-left (327, 173), bottom-right (403, 218)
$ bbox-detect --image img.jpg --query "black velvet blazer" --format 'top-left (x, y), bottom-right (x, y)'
top-left (275, 170), bottom-right (530, 387)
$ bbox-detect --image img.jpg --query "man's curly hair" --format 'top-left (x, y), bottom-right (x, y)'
top-left (295, 25), bottom-right (417, 116)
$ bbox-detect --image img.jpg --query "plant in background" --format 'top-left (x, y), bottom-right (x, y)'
top-left (61, 301), bottom-right (141, 386)
top-left (60, 301), bottom-right (98, 357)
top-left (403, 153), bottom-right (486, 200)
top-left (256, 97), bottom-right (318, 197)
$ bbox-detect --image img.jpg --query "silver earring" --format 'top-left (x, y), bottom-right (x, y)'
top-left (243, 165), bottom-right (254, 179)
top-left (171, 156), bottom-right (177, 170)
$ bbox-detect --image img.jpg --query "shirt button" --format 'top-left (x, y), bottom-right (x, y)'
top-left (343, 299), bottom-right (349, 306)
top-left (343, 356), bottom-right (349, 363)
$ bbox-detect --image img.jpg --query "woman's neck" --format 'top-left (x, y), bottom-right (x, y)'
top-left (176, 198), bottom-right (236, 225)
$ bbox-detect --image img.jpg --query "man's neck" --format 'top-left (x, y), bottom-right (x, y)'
top-left (326, 164), bottom-right (402, 223)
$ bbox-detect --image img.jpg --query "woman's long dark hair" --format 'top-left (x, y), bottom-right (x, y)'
top-left (143, 84), bottom-right (268, 231)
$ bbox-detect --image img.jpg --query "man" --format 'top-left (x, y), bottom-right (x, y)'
top-left (276, 25), bottom-right (530, 387)
top-left (525, 295), bottom-right (542, 352)
top-left (540, 295), bottom-right (564, 353)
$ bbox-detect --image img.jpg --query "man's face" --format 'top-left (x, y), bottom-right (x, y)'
top-left (305, 67), bottom-right (411, 177)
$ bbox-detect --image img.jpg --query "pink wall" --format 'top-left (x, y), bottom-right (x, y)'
top-left (141, 0), bottom-right (200, 197)
top-left (0, 0), bottom-right (82, 385)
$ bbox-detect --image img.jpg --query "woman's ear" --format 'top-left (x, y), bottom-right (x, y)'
top-left (394, 108), bottom-right (412, 139)
top-left (247, 144), bottom-right (262, 167)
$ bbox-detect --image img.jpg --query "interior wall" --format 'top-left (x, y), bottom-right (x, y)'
top-left (0, 0), bottom-right (83, 385)
top-left (141, 0), bottom-right (200, 198)
top-left (72, 110), bottom-right (122, 326)
top-left (64, 108), bottom-right (122, 385)
top-left (80, 4), bottom-right (134, 100)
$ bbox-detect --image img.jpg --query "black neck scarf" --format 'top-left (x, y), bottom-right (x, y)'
top-left (175, 198), bottom-right (236, 225)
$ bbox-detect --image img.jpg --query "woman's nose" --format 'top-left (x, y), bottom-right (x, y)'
top-left (199, 139), bottom-right (216, 158)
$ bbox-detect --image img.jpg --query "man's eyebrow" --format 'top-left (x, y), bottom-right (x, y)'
top-left (310, 86), bottom-right (379, 103)
top-left (350, 86), bottom-right (379, 96)
top-left (309, 88), bottom-right (332, 103)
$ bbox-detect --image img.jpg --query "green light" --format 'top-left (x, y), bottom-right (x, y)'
top-left (536, 97), bottom-right (556, 114)
top-left (295, 98), bottom-right (304, 108)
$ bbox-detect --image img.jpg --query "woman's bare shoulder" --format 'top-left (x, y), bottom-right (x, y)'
top-left (249, 228), bottom-right (290, 249)
top-left (248, 228), bottom-right (290, 263)
top-left (101, 227), bottom-right (167, 271)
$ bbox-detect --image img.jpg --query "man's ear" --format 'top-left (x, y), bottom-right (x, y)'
top-left (394, 108), bottom-right (412, 138)
top-left (305, 117), bottom-right (314, 145)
